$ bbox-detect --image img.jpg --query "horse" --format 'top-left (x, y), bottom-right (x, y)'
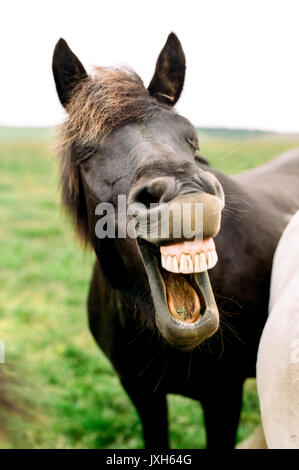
top-left (257, 210), bottom-right (299, 448)
top-left (52, 32), bottom-right (299, 449)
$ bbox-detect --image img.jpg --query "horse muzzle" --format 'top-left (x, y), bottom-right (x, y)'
top-left (130, 187), bottom-right (223, 351)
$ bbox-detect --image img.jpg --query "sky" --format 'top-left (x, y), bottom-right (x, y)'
top-left (1, 0), bottom-right (299, 132)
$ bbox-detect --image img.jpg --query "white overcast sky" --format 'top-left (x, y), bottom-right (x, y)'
top-left (1, 0), bottom-right (299, 132)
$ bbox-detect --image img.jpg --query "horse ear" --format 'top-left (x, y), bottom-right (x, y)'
top-left (148, 32), bottom-right (186, 106)
top-left (52, 38), bottom-right (87, 108)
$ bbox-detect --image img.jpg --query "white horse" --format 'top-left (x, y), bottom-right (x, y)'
top-left (256, 210), bottom-right (299, 449)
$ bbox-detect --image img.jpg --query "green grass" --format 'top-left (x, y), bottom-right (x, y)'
top-left (0, 127), bottom-right (298, 449)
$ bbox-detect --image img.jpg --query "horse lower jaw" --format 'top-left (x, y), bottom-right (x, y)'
top-left (138, 239), bottom-right (220, 351)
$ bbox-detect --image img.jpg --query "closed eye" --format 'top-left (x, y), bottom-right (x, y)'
top-left (186, 137), bottom-right (200, 152)
top-left (75, 146), bottom-right (98, 165)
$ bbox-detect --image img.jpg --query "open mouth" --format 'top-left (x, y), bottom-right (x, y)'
top-left (160, 238), bottom-right (217, 323)
top-left (138, 237), bottom-right (220, 350)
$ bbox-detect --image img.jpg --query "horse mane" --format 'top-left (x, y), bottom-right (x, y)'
top-left (63, 67), bottom-right (165, 146)
top-left (58, 67), bottom-right (170, 244)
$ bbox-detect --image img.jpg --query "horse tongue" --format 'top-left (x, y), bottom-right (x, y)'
top-left (162, 272), bottom-right (201, 323)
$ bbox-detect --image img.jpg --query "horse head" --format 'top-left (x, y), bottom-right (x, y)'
top-left (52, 33), bottom-right (225, 350)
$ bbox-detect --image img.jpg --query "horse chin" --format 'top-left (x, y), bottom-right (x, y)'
top-left (138, 239), bottom-right (220, 351)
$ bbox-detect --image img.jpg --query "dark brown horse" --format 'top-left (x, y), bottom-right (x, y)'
top-left (52, 33), bottom-right (299, 448)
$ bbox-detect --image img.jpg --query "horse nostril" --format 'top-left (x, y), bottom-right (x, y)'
top-left (137, 186), bottom-right (161, 207)
top-left (133, 177), bottom-right (176, 208)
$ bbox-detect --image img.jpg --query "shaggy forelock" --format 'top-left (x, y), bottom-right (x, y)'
top-left (61, 67), bottom-right (165, 147)
top-left (57, 67), bottom-right (169, 244)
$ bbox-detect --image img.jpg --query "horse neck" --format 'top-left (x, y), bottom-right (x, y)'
top-left (213, 169), bottom-right (257, 228)
top-left (211, 168), bottom-right (281, 299)
top-left (212, 169), bottom-right (270, 262)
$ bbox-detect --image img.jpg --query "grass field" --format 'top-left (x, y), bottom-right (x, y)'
top-left (0, 127), bottom-right (299, 449)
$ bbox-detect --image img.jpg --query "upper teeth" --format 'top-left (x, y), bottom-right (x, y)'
top-left (161, 249), bottom-right (218, 274)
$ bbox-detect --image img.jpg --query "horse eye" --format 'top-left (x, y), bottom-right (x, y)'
top-left (76, 146), bottom-right (98, 165)
top-left (186, 137), bottom-right (200, 153)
